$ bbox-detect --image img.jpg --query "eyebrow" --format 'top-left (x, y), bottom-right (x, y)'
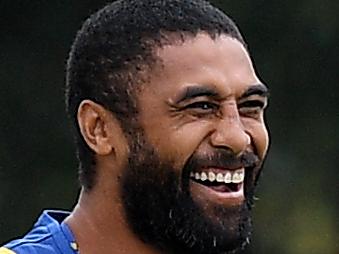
top-left (174, 85), bottom-right (220, 104)
top-left (174, 83), bottom-right (270, 104)
top-left (239, 84), bottom-right (270, 99)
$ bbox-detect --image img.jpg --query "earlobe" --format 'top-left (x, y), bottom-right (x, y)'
top-left (77, 100), bottom-right (113, 155)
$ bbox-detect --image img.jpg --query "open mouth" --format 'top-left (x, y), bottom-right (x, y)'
top-left (189, 169), bottom-right (244, 193)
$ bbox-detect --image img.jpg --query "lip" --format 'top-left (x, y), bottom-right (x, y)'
top-left (189, 178), bottom-right (245, 207)
top-left (199, 165), bottom-right (245, 172)
top-left (192, 166), bottom-right (245, 174)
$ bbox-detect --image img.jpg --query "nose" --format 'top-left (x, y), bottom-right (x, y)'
top-left (210, 104), bottom-right (250, 156)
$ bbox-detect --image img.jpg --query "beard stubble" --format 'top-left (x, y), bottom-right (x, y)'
top-left (120, 131), bottom-right (261, 254)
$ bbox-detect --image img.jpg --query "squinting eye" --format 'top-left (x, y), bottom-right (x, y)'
top-left (185, 101), bottom-right (218, 112)
top-left (239, 100), bottom-right (265, 109)
top-left (238, 100), bottom-right (266, 116)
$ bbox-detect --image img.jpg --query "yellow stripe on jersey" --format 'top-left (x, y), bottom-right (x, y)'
top-left (0, 247), bottom-right (16, 254)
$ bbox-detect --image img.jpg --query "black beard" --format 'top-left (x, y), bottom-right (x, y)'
top-left (120, 132), bottom-right (262, 254)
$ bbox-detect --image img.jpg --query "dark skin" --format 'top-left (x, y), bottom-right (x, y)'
top-left (65, 33), bottom-right (269, 254)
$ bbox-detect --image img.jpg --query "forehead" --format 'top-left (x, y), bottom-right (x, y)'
top-left (147, 33), bottom-right (260, 97)
top-left (157, 33), bottom-right (250, 66)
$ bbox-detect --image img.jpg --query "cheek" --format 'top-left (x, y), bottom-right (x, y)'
top-left (150, 122), bottom-right (212, 170)
top-left (245, 121), bottom-right (269, 160)
top-left (258, 127), bottom-right (269, 159)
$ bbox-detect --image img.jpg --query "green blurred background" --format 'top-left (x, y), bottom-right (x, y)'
top-left (0, 1), bottom-right (338, 253)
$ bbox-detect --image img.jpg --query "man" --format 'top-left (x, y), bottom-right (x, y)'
top-left (1, 0), bottom-right (269, 253)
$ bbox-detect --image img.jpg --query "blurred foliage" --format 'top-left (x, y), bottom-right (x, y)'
top-left (0, 1), bottom-right (338, 253)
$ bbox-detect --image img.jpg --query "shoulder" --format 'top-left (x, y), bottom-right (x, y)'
top-left (2, 210), bottom-right (74, 254)
top-left (0, 248), bottom-right (16, 254)
top-left (1, 241), bottom-right (58, 254)
top-left (2, 231), bottom-right (57, 254)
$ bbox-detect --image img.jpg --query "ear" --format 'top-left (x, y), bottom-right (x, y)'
top-left (77, 100), bottom-right (114, 155)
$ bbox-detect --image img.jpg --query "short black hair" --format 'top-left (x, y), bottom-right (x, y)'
top-left (65, 0), bottom-right (246, 190)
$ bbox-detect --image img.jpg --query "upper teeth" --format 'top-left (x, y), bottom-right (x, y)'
top-left (190, 169), bottom-right (245, 184)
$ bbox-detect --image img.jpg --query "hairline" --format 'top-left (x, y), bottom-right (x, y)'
top-left (132, 30), bottom-right (248, 89)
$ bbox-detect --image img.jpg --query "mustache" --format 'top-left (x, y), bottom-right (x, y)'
top-left (185, 149), bottom-right (260, 172)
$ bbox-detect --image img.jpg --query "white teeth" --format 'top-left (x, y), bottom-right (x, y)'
top-left (232, 172), bottom-right (241, 183)
top-left (200, 172), bottom-right (207, 181)
top-left (224, 172), bottom-right (232, 183)
top-left (195, 172), bottom-right (200, 180)
top-left (190, 169), bottom-right (245, 184)
top-left (232, 169), bottom-right (245, 183)
top-left (208, 172), bottom-right (216, 182)
top-left (216, 173), bottom-right (224, 182)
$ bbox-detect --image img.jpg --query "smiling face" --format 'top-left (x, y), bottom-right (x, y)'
top-left (120, 33), bottom-right (269, 254)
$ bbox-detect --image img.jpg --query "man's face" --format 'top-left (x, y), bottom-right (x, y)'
top-left (120, 33), bottom-right (269, 254)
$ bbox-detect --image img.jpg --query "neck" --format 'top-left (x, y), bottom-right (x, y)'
top-left (65, 188), bottom-right (162, 254)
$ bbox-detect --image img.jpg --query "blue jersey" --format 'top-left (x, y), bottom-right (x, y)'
top-left (1, 210), bottom-right (79, 254)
